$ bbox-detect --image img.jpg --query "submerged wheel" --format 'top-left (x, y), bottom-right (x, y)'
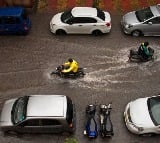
top-left (140, 133), bottom-right (155, 137)
top-left (131, 30), bottom-right (142, 37)
top-left (56, 29), bottom-right (66, 35)
top-left (92, 30), bottom-right (102, 36)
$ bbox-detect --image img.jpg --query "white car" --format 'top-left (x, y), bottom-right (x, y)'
top-left (50, 7), bottom-right (111, 35)
top-left (124, 95), bottom-right (160, 135)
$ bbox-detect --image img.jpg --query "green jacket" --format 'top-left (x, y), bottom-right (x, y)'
top-left (141, 43), bottom-right (150, 56)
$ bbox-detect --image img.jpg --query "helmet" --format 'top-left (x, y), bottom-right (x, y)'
top-left (144, 41), bottom-right (149, 46)
top-left (68, 58), bottom-right (73, 63)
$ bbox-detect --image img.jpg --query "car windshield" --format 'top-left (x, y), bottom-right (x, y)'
top-left (135, 7), bottom-right (153, 22)
top-left (148, 96), bottom-right (160, 125)
top-left (96, 8), bottom-right (105, 21)
top-left (61, 9), bottom-right (73, 23)
top-left (11, 96), bottom-right (29, 124)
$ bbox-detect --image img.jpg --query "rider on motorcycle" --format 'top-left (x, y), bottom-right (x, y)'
top-left (138, 41), bottom-right (153, 60)
top-left (61, 58), bottom-right (79, 75)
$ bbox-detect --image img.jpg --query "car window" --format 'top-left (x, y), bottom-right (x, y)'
top-left (40, 119), bottom-right (61, 126)
top-left (22, 119), bottom-right (40, 126)
top-left (21, 119), bottom-right (61, 126)
top-left (148, 96), bottom-right (160, 125)
top-left (148, 17), bottom-right (160, 24)
top-left (4, 16), bottom-right (15, 24)
top-left (135, 7), bottom-right (153, 22)
top-left (68, 17), bottom-right (97, 24)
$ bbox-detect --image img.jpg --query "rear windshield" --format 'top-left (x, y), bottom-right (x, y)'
top-left (96, 8), bottom-right (105, 21)
top-left (135, 7), bottom-right (153, 22)
top-left (66, 97), bottom-right (73, 125)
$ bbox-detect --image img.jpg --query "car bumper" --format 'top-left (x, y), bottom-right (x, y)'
top-left (121, 20), bottom-right (131, 35)
top-left (124, 103), bottom-right (141, 134)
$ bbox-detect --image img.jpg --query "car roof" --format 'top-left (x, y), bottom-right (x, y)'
top-left (0, 7), bottom-right (23, 17)
top-left (71, 7), bottom-right (97, 17)
top-left (26, 95), bottom-right (67, 118)
top-left (150, 5), bottom-right (160, 16)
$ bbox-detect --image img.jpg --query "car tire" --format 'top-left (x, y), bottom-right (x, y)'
top-left (56, 29), bottom-right (66, 35)
top-left (92, 30), bottom-right (102, 36)
top-left (140, 133), bottom-right (155, 137)
top-left (4, 130), bottom-right (20, 137)
top-left (131, 30), bottom-right (142, 37)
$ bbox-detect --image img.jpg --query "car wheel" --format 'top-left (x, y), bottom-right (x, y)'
top-left (92, 30), bottom-right (102, 36)
top-left (140, 133), bottom-right (155, 137)
top-left (4, 130), bottom-right (20, 137)
top-left (131, 30), bottom-right (142, 37)
top-left (56, 29), bottom-right (66, 35)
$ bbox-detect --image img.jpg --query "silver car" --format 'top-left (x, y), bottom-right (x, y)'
top-left (0, 95), bottom-right (76, 134)
top-left (121, 4), bottom-right (160, 36)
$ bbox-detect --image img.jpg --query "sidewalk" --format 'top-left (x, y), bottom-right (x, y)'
top-left (38, 0), bottom-right (160, 14)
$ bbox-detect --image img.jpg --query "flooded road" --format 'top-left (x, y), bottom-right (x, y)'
top-left (0, 13), bottom-right (160, 143)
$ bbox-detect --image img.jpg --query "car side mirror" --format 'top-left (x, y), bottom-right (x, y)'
top-left (148, 22), bottom-right (152, 25)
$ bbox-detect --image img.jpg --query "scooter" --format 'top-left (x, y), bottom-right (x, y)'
top-left (128, 47), bottom-right (154, 62)
top-left (84, 104), bottom-right (98, 138)
top-left (99, 103), bottom-right (114, 137)
top-left (51, 65), bottom-right (85, 79)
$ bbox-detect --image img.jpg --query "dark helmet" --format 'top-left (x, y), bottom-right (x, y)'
top-left (144, 41), bottom-right (149, 46)
top-left (68, 58), bottom-right (73, 63)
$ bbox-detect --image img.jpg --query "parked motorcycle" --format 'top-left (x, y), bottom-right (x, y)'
top-left (84, 104), bottom-right (98, 138)
top-left (51, 65), bottom-right (85, 79)
top-left (99, 103), bottom-right (114, 137)
top-left (128, 47), bottom-right (154, 62)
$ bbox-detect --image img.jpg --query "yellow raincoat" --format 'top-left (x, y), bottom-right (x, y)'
top-left (62, 60), bottom-right (78, 73)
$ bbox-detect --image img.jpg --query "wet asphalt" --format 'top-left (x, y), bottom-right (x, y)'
top-left (0, 12), bottom-right (160, 143)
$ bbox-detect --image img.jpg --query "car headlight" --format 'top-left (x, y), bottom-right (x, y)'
top-left (132, 123), bottom-right (144, 132)
top-left (125, 24), bottom-right (133, 28)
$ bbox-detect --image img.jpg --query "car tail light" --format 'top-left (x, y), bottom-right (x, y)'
top-left (69, 123), bottom-right (73, 128)
top-left (106, 22), bottom-right (111, 27)
top-left (24, 26), bottom-right (29, 30)
top-left (23, 22), bottom-right (29, 30)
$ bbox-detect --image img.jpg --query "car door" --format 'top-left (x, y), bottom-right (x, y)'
top-left (39, 119), bottom-right (63, 133)
top-left (17, 119), bottom-right (42, 133)
top-left (66, 17), bottom-right (97, 34)
top-left (141, 17), bottom-right (160, 35)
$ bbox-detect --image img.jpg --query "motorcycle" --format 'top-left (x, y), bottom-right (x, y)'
top-left (84, 104), bottom-right (98, 138)
top-left (128, 47), bottom-right (154, 62)
top-left (50, 65), bottom-right (85, 79)
top-left (99, 103), bottom-right (114, 137)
